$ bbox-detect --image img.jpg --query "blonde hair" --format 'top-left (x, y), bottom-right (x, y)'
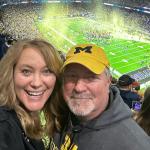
top-left (135, 87), bottom-right (150, 136)
top-left (0, 39), bottom-right (65, 139)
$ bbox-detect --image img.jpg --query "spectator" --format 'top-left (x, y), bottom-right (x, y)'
top-left (58, 50), bottom-right (66, 62)
top-left (132, 80), bottom-right (141, 91)
top-left (132, 80), bottom-right (144, 99)
top-left (118, 74), bottom-right (141, 108)
top-left (135, 87), bottom-right (150, 136)
top-left (111, 76), bottom-right (118, 86)
top-left (0, 39), bottom-right (64, 150)
top-left (53, 44), bottom-right (150, 150)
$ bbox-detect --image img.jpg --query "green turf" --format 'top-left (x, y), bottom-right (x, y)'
top-left (35, 17), bottom-right (150, 76)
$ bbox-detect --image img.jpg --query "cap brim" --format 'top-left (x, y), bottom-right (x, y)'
top-left (62, 54), bottom-right (106, 74)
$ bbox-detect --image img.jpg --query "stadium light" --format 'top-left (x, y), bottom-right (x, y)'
top-left (47, 0), bottom-right (60, 3)
top-left (75, 1), bottom-right (82, 3)
top-left (103, 3), bottom-right (113, 6)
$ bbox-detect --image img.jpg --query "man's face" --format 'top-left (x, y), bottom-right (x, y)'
top-left (63, 63), bottom-right (111, 120)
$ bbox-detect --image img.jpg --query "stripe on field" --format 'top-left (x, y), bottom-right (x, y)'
top-left (49, 26), bottom-right (122, 76)
top-left (49, 26), bottom-right (76, 45)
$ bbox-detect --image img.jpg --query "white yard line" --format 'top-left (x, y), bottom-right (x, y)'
top-left (49, 26), bottom-right (76, 45)
top-left (49, 26), bottom-right (121, 76)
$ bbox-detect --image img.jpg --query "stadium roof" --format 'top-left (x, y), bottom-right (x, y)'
top-left (0, 0), bottom-right (91, 5)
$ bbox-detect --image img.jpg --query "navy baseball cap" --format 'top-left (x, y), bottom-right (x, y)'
top-left (118, 74), bottom-right (135, 86)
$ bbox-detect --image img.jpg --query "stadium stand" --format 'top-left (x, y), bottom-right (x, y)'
top-left (0, 0), bottom-right (149, 88)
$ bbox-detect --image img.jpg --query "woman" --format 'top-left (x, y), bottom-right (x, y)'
top-left (135, 87), bottom-right (150, 136)
top-left (0, 39), bottom-right (65, 150)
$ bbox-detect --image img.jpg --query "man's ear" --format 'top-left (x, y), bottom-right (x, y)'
top-left (108, 76), bottom-right (112, 85)
top-left (110, 76), bottom-right (113, 82)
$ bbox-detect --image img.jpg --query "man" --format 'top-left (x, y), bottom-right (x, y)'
top-left (118, 74), bottom-right (141, 109)
top-left (54, 44), bottom-right (150, 150)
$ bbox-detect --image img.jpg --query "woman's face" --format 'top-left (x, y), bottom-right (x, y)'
top-left (63, 64), bottom-right (111, 120)
top-left (14, 47), bottom-right (56, 112)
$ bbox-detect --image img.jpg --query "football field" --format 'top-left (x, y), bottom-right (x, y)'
top-left (35, 17), bottom-right (150, 83)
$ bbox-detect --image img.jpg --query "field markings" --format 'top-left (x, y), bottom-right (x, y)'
top-left (47, 25), bottom-right (122, 76)
top-left (138, 46), bottom-right (144, 48)
top-left (116, 60), bottom-right (145, 69)
top-left (108, 47), bottom-right (147, 59)
top-left (122, 59), bottom-right (128, 63)
top-left (109, 52), bottom-right (116, 55)
top-left (47, 19), bottom-right (148, 76)
top-left (48, 26), bottom-right (76, 45)
top-left (111, 53), bottom-right (147, 63)
top-left (38, 18), bottom-right (149, 78)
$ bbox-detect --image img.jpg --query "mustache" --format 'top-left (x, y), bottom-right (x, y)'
top-left (70, 93), bottom-right (93, 99)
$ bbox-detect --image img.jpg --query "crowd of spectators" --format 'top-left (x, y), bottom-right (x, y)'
top-left (95, 6), bottom-right (150, 36)
top-left (103, 0), bottom-right (150, 8)
top-left (0, 3), bottom-right (41, 40)
top-left (0, 2), bottom-right (149, 40)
